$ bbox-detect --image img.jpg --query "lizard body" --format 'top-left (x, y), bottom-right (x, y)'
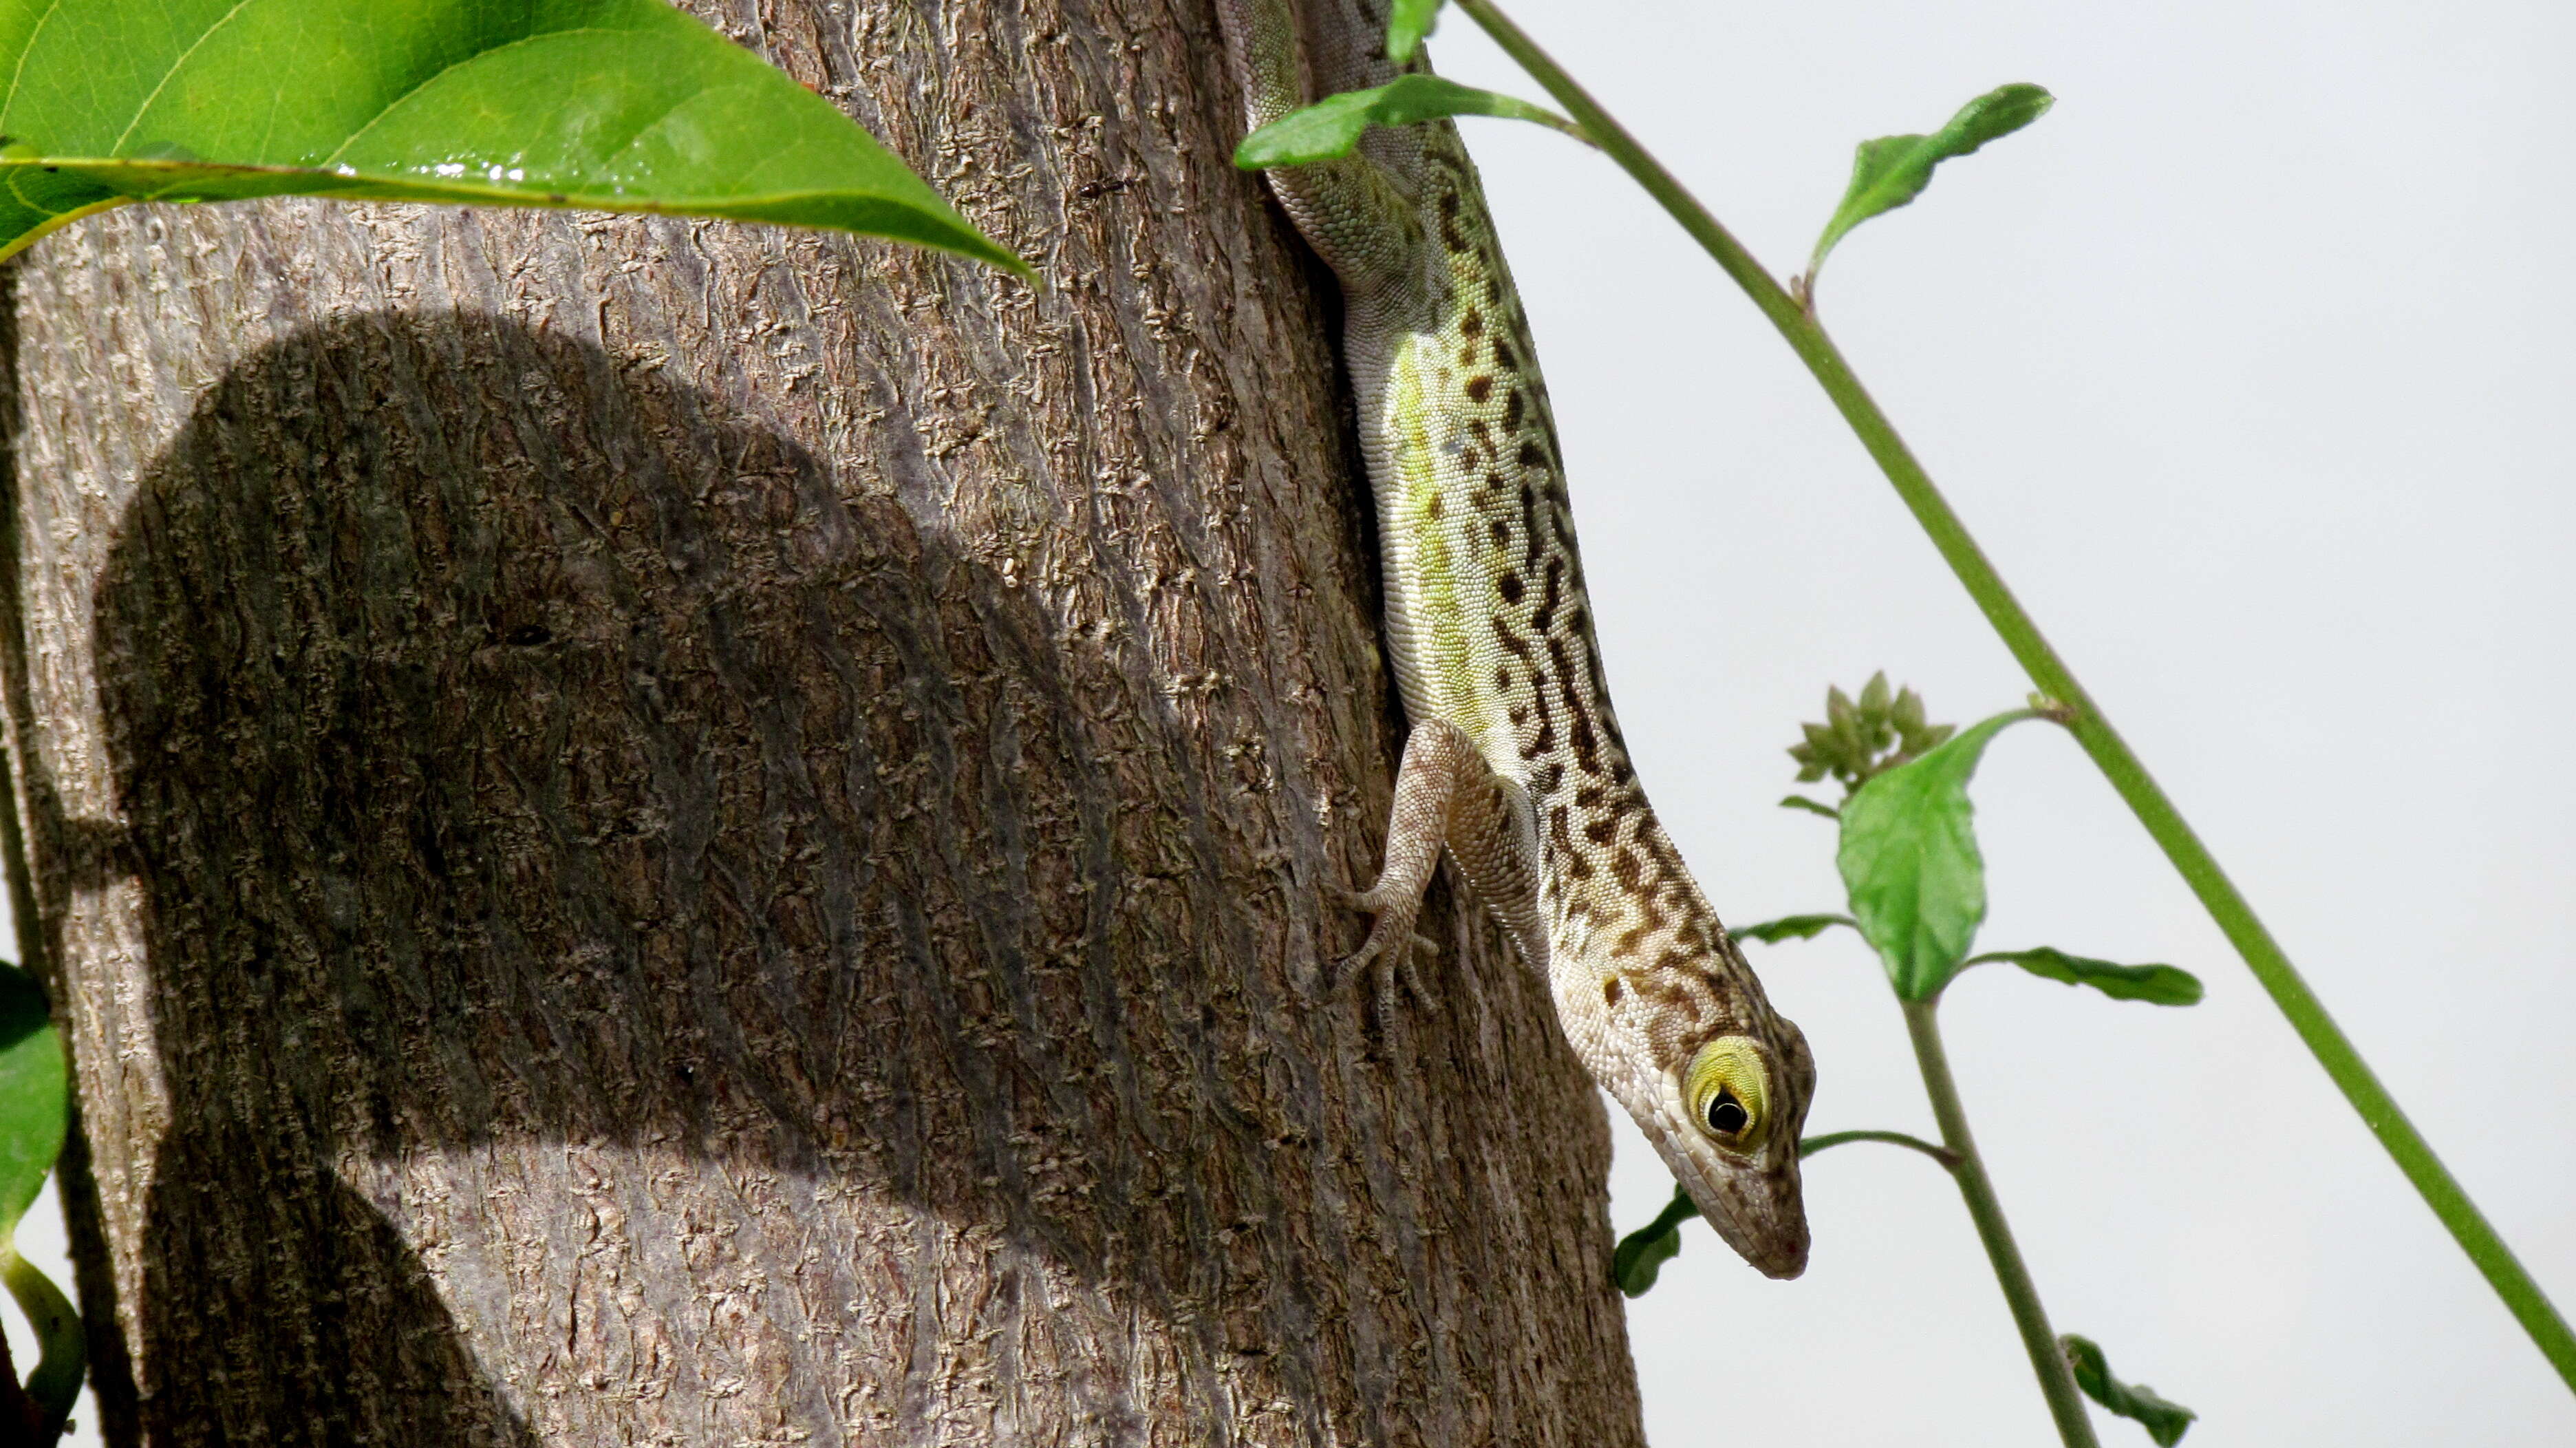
top-left (1214, 0), bottom-right (1814, 1277)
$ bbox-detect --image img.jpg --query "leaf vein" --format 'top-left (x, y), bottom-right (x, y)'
top-left (323, 27), bottom-right (632, 170)
top-left (109, 0), bottom-right (260, 156)
top-left (0, 0), bottom-right (67, 127)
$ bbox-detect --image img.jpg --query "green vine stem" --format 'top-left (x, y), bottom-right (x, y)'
top-left (1451, 0), bottom-right (2576, 1390)
top-left (1902, 999), bottom-right (2099, 1448)
top-left (1, 1244), bottom-right (81, 1438)
top-left (1801, 1128), bottom-right (1960, 1171)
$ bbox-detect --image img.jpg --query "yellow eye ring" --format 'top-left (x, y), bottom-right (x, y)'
top-left (1682, 1036), bottom-right (1772, 1152)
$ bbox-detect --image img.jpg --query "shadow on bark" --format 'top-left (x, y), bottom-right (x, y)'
top-left (66, 310), bottom-right (1159, 1441)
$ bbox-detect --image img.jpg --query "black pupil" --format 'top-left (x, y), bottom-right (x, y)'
top-left (1706, 1088), bottom-right (1750, 1136)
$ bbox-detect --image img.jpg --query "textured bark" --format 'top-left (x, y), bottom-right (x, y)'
top-left (0, 1), bottom-right (1646, 1445)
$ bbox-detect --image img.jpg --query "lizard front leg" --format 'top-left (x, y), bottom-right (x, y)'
top-left (1344, 718), bottom-right (1547, 990)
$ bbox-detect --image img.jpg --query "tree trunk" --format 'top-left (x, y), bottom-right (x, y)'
top-left (0, 1), bottom-right (1644, 1443)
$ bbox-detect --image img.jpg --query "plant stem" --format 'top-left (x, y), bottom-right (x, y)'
top-left (1635, 1182), bottom-right (1702, 1242)
top-left (1800, 1128), bottom-right (1959, 1171)
top-left (0, 1244), bottom-right (81, 1438)
top-left (1453, 0), bottom-right (2576, 1390)
top-left (1900, 999), bottom-right (2098, 1448)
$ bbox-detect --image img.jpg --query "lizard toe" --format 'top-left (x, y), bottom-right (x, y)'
top-left (1396, 937), bottom-right (1439, 1003)
top-left (1330, 908), bottom-right (1419, 992)
top-left (1343, 882), bottom-right (1397, 913)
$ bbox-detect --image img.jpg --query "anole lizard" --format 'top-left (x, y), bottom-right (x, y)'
top-left (1214, 0), bottom-right (1815, 1277)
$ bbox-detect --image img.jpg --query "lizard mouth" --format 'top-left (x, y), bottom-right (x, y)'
top-left (1641, 1084), bottom-right (1811, 1279)
top-left (1675, 1151), bottom-right (1810, 1279)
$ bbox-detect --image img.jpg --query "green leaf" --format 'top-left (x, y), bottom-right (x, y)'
top-left (1836, 708), bottom-right (2043, 1000)
top-left (1235, 74), bottom-right (1580, 169)
top-left (1796, 722), bottom-right (1844, 780)
top-left (1892, 686), bottom-right (1928, 735)
top-left (1611, 1183), bottom-right (1698, 1297)
top-left (1777, 794), bottom-right (1841, 820)
top-left (1736, 913), bottom-right (1855, 944)
top-left (1, 1247), bottom-right (80, 1432)
top-left (0, 0), bottom-right (1027, 277)
top-left (1807, 83), bottom-right (2054, 280)
top-left (0, 963), bottom-right (64, 1240)
top-left (1973, 946), bottom-right (2204, 1006)
top-left (1825, 685), bottom-right (1860, 751)
top-left (1858, 670), bottom-right (1891, 718)
top-left (2062, 1334), bottom-right (2197, 1445)
top-left (1386, 0), bottom-right (1444, 64)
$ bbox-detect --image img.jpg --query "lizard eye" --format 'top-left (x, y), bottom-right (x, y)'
top-left (1684, 1036), bottom-right (1771, 1151)
top-left (1706, 1089), bottom-right (1749, 1136)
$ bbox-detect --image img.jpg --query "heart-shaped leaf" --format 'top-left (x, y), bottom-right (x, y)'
top-left (1234, 74), bottom-right (1582, 169)
top-left (0, 0), bottom-right (1026, 276)
top-left (1807, 83), bottom-right (2052, 283)
top-left (2062, 1334), bottom-right (2197, 1445)
top-left (1836, 708), bottom-right (2043, 1000)
top-left (1973, 946), bottom-right (2204, 1006)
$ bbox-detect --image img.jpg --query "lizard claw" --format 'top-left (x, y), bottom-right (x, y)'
top-left (1329, 882), bottom-right (1437, 1005)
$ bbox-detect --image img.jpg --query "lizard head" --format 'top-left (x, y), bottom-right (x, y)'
top-left (1583, 956), bottom-right (1816, 1279)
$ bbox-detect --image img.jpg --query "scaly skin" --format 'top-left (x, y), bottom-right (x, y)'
top-left (1215, 0), bottom-right (1814, 1277)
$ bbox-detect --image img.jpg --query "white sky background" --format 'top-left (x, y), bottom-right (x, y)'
top-left (12, 0), bottom-right (2576, 1442)
top-left (1426, 0), bottom-right (2576, 1444)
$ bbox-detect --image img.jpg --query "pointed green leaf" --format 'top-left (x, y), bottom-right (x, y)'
top-left (1893, 686), bottom-right (1927, 734)
top-left (1972, 946), bottom-right (2204, 1005)
top-left (1807, 83), bottom-right (2054, 280)
top-left (2063, 1334), bottom-right (2197, 1445)
top-left (1736, 913), bottom-right (1856, 944)
top-left (1800, 721), bottom-right (1841, 763)
top-left (0, 0), bottom-right (1027, 276)
top-left (0, 963), bottom-right (64, 1239)
top-left (1386, 0), bottom-right (1444, 64)
top-left (1236, 74), bottom-right (1580, 169)
top-left (1778, 793), bottom-right (1840, 819)
top-left (1836, 708), bottom-right (2043, 999)
top-left (1859, 670), bottom-right (1891, 718)
top-left (1611, 1183), bottom-right (1698, 1296)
